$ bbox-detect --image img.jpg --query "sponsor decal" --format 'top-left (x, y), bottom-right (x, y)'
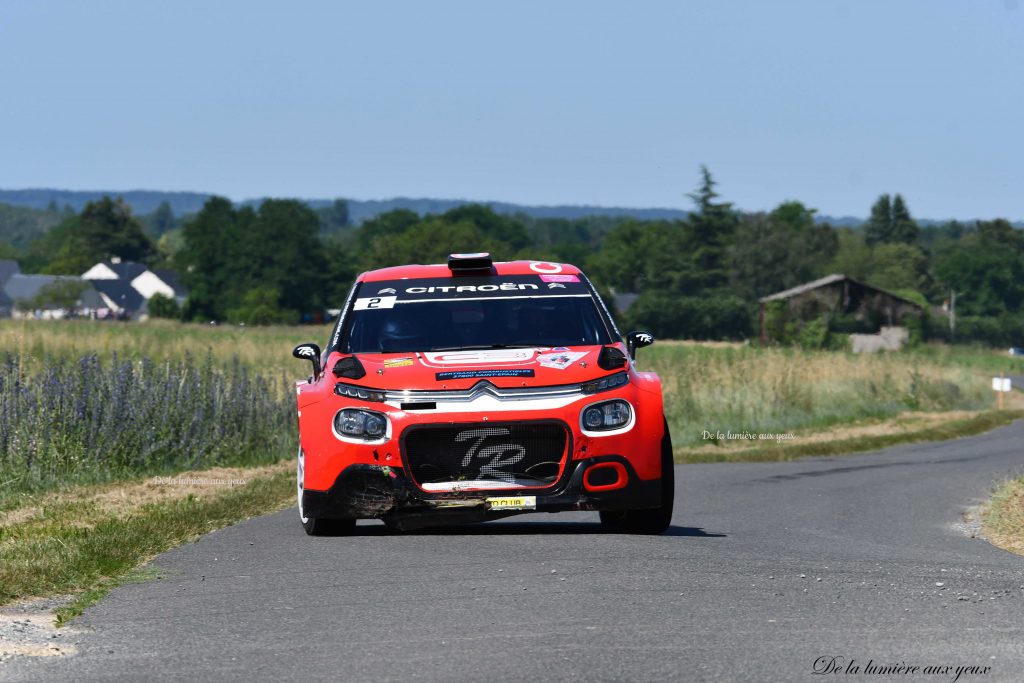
top-left (529, 261), bottom-right (563, 274)
top-left (423, 349), bottom-right (535, 365)
top-left (537, 351), bottom-right (587, 370)
top-left (361, 275), bottom-right (590, 303)
top-left (457, 427), bottom-right (525, 483)
top-left (405, 283), bottom-right (538, 294)
top-left (487, 495), bottom-right (537, 510)
top-left (354, 296), bottom-right (397, 310)
top-left (383, 357), bottom-right (414, 368)
top-left (435, 369), bottom-right (535, 380)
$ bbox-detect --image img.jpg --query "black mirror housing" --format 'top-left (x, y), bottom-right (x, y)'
top-left (625, 331), bottom-right (654, 359)
top-left (292, 343), bottom-right (322, 379)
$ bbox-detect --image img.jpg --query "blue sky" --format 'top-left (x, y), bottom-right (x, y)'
top-left (1, 0), bottom-right (1022, 218)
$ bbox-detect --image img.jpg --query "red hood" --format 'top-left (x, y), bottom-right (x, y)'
top-left (326, 345), bottom-right (625, 390)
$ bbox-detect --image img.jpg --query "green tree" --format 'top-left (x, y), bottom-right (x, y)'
top-left (156, 228), bottom-right (185, 261)
top-left (868, 243), bottom-right (929, 294)
top-left (828, 229), bottom-right (875, 281)
top-left (0, 240), bottom-right (17, 260)
top-left (177, 197), bottom-right (327, 322)
top-left (864, 193), bottom-right (918, 246)
top-left (318, 199), bottom-right (350, 234)
top-left (728, 201), bottom-right (837, 299)
top-left (78, 197), bottom-right (155, 261)
top-left (686, 166), bottom-right (737, 292)
top-left (176, 196), bottom-right (246, 321)
top-left (889, 194), bottom-right (919, 244)
top-left (934, 219), bottom-right (1024, 316)
top-left (864, 194), bottom-right (893, 247)
top-left (29, 197), bottom-right (155, 275)
top-left (242, 199), bottom-right (327, 315)
top-left (150, 201), bottom-right (176, 236)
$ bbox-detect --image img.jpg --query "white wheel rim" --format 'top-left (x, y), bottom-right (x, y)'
top-left (297, 448), bottom-right (309, 523)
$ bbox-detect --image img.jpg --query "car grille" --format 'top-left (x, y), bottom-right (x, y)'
top-left (403, 421), bottom-right (568, 489)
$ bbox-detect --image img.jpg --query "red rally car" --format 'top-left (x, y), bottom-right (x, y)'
top-left (292, 253), bottom-right (674, 535)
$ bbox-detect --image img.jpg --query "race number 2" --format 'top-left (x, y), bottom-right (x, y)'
top-left (354, 296), bottom-right (397, 310)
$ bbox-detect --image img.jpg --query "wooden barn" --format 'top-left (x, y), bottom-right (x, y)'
top-left (758, 274), bottom-right (926, 345)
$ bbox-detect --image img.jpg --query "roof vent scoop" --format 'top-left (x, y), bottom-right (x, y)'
top-left (447, 252), bottom-right (493, 273)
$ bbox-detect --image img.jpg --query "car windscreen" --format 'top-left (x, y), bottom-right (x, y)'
top-left (341, 274), bottom-right (614, 354)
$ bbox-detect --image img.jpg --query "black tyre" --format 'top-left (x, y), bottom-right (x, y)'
top-left (302, 516), bottom-right (357, 536)
top-left (600, 418), bottom-right (675, 534)
top-left (298, 448), bottom-right (356, 536)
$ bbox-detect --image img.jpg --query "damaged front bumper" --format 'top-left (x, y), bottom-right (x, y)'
top-left (302, 455), bottom-right (660, 530)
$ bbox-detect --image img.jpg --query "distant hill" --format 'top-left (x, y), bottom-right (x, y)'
top-left (0, 189), bottom-right (212, 215)
top-left (0, 188), bottom-right (689, 223)
top-left (3, 187), bottom-right (1022, 229)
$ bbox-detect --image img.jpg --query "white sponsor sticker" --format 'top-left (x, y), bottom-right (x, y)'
top-left (354, 296), bottom-right (397, 310)
top-left (422, 349), bottom-right (535, 366)
top-left (537, 351), bottom-right (587, 369)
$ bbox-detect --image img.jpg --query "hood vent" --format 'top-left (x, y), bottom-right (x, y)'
top-left (333, 355), bottom-right (366, 379)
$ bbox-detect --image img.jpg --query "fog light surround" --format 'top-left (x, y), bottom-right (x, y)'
top-left (333, 408), bottom-right (391, 442)
top-left (579, 399), bottom-right (634, 435)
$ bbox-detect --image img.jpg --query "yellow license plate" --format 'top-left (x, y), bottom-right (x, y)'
top-left (486, 496), bottom-right (536, 511)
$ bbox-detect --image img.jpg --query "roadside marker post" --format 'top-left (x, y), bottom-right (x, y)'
top-left (992, 374), bottom-right (1011, 410)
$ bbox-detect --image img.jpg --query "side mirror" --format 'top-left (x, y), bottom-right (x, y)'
top-left (292, 343), bottom-right (322, 379)
top-left (625, 331), bottom-right (654, 360)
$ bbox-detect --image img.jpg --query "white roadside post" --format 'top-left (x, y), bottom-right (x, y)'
top-left (992, 374), bottom-right (1011, 410)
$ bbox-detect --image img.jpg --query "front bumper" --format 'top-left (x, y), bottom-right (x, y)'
top-left (302, 455), bottom-right (661, 529)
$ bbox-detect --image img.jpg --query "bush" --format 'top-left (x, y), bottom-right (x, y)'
top-left (226, 287), bottom-right (297, 326)
top-left (798, 318), bottom-right (829, 350)
top-left (624, 292), bottom-right (753, 340)
top-left (148, 293), bottom-right (181, 320)
top-left (933, 315), bottom-right (1024, 347)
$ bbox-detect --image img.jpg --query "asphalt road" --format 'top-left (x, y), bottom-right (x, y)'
top-left (6, 420), bottom-right (1024, 683)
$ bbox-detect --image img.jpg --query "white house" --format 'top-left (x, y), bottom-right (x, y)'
top-left (82, 259), bottom-right (187, 308)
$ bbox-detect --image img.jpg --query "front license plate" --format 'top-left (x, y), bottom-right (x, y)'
top-left (486, 496), bottom-right (537, 511)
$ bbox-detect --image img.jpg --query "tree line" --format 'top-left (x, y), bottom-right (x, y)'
top-left (2, 168), bottom-right (1023, 345)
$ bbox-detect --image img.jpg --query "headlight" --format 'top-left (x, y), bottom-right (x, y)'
top-left (581, 400), bottom-right (632, 432)
top-left (581, 371), bottom-right (629, 394)
top-left (334, 408), bottom-right (389, 440)
top-left (334, 382), bottom-right (386, 402)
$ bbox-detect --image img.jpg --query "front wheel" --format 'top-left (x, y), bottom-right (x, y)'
top-left (298, 448), bottom-right (356, 536)
top-left (600, 418), bottom-right (675, 534)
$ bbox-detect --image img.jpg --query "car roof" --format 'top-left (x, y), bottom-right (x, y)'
top-left (359, 260), bottom-right (583, 282)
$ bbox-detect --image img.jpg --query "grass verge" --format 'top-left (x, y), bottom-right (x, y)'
top-left (982, 478), bottom-right (1024, 556)
top-left (0, 461), bottom-right (294, 618)
top-left (676, 410), bottom-right (1024, 463)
